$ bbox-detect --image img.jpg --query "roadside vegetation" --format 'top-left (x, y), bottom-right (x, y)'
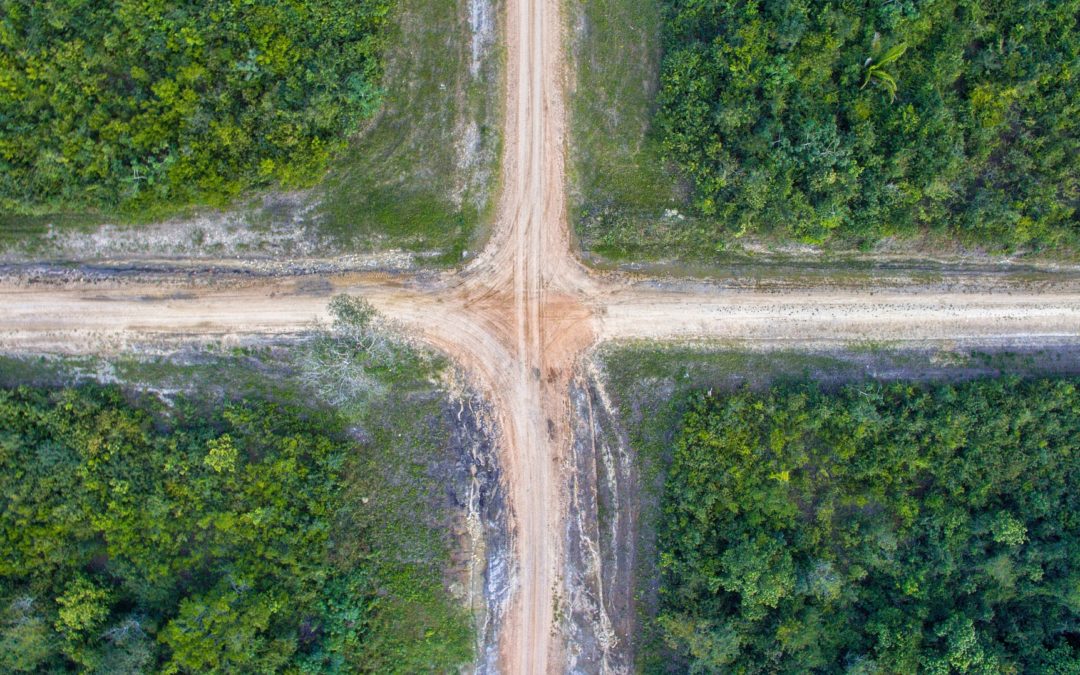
top-left (567, 0), bottom-right (686, 263)
top-left (571, 0), bottom-right (1079, 262)
top-left (659, 378), bottom-right (1080, 672)
top-left (0, 0), bottom-right (501, 264)
top-left (317, 0), bottom-right (501, 260)
top-left (593, 345), bottom-right (1080, 671)
top-left (0, 298), bottom-right (481, 672)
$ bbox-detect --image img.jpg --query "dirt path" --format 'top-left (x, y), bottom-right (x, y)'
top-left (2, 0), bottom-right (1080, 671)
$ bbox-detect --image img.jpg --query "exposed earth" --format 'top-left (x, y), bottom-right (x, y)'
top-left (1, 0), bottom-right (1079, 671)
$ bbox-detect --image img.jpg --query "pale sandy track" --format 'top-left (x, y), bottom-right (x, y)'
top-left (3, 279), bottom-right (1080, 351)
top-left (598, 288), bottom-right (1080, 343)
top-left (2, 0), bottom-right (1080, 671)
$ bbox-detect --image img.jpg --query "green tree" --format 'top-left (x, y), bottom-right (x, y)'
top-left (0, 0), bottom-right (393, 217)
top-left (656, 0), bottom-right (1080, 250)
top-left (656, 378), bottom-right (1080, 672)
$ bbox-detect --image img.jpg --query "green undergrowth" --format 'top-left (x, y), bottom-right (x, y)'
top-left (595, 344), bottom-right (1080, 671)
top-left (0, 1), bottom-right (390, 222)
top-left (0, 298), bottom-right (475, 672)
top-left (657, 0), bottom-right (1079, 252)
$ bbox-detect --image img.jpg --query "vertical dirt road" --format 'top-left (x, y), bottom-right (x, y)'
top-left (436, 0), bottom-right (597, 666)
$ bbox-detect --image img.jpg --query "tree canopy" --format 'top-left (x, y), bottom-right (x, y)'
top-left (0, 383), bottom-right (471, 672)
top-left (658, 378), bottom-right (1080, 673)
top-left (656, 0), bottom-right (1079, 249)
top-left (0, 0), bottom-right (391, 216)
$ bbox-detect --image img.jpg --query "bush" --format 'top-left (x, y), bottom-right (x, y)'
top-left (0, 383), bottom-right (471, 671)
top-left (656, 0), bottom-right (1079, 249)
top-left (0, 0), bottom-right (392, 216)
top-left (659, 378), bottom-right (1080, 672)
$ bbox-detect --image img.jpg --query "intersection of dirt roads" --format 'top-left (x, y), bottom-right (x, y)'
top-left (2, 0), bottom-right (1080, 671)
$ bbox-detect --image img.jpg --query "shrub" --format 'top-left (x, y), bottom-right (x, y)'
top-left (656, 0), bottom-right (1079, 249)
top-left (0, 0), bottom-right (392, 216)
top-left (659, 378), bottom-right (1080, 672)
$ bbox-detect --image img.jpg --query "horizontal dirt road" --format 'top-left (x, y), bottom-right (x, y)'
top-left (2, 0), bottom-right (1080, 670)
top-left (3, 275), bottom-right (1080, 352)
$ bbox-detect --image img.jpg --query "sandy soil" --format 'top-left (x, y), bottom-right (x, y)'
top-left (2, 0), bottom-right (1080, 672)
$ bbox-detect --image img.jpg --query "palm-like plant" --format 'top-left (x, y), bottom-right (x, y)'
top-left (861, 42), bottom-right (908, 101)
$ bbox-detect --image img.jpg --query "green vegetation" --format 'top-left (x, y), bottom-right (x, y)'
top-left (657, 377), bottom-right (1080, 672)
top-left (0, 0), bottom-right (391, 219)
top-left (0, 0), bottom-right (500, 263)
top-left (571, 0), bottom-right (1079, 262)
top-left (317, 0), bottom-right (501, 259)
top-left (567, 0), bottom-right (690, 263)
top-left (594, 345), bottom-right (1080, 670)
top-left (1, 386), bottom-right (348, 671)
top-left (0, 300), bottom-right (478, 672)
top-left (656, 0), bottom-right (1079, 250)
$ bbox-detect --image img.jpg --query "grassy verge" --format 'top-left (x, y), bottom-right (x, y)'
top-left (565, 0), bottom-right (692, 264)
top-left (595, 343), bottom-right (1080, 671)
top-left (0, 319), bottom-right (479, 669)
top-left (316, 0), bottom-right (502, 263)
top-left (0, 213), bottom-right (100, 253)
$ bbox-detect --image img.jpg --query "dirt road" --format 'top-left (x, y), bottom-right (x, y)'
top-left (2, 0), bottom-right (1080, 671)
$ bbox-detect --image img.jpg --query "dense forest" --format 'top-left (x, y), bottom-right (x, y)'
top-left (0, 384), bottom-right (471, 672)
top-left (657, 0), bottom-right (1079, 248)
top-left (658, 378), bottom-right (1080, 673)
top-left (0, 0), bottom-right (391, 216)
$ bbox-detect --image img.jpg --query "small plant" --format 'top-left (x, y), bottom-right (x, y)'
top-left (860, 42), bottom-right (908, 101)
top-left (297, 295), bottom-right (395, 408)
top-left (327, 294), bottom-right (395, 365)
